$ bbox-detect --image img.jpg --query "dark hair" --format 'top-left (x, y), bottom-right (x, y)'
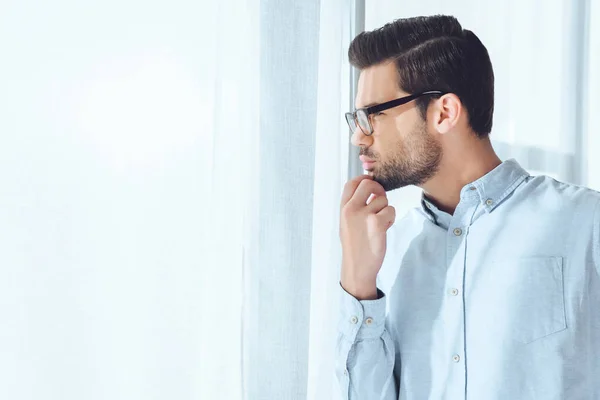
top-left (348, 15), bottom-right (494, 137)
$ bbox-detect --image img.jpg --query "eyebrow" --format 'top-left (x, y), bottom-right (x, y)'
top-left (355, 101), bottom-right (380, 110)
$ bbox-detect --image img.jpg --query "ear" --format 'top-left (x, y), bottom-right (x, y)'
top-left (430, 93), bottom-right (462, 134)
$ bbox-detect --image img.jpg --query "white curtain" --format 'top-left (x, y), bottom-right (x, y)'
top-left (367, 0), bottom-right (600, 216)
top-left (2, 1), bottom-right (598, 399)
top-left (0, 0), bottom-right (351, 399)
top-left (585, 0), bottom-right (600, 190)
top-left (0, 1), bottom-right (242, 399)
top-left (240, 1), bottom-right (351, 398)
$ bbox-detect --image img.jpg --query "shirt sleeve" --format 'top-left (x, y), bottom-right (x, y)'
top-left (335, 282), bottom-right (397, 400)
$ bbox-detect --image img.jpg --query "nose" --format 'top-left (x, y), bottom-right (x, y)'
top-left (350, 127), bottom-right (373, 148)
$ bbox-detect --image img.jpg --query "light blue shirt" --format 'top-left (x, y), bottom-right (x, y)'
top-left (336, 159), bottom-right (600, 400)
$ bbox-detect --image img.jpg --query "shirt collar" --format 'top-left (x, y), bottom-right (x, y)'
top-left (420, 158), bottom-right (530, 221)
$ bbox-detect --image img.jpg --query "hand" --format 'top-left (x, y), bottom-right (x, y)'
top-left (339, 175), bottom-right (396, 300)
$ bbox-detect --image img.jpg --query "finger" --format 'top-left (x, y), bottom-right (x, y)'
top-left (350, 179), bottom-right (386, 207)
top-left (375, 205), bottom-right (396, 230)
top-left (341, 175), bottom-right (373, 207)
top-left (366, 194), bottom-right (388, 214)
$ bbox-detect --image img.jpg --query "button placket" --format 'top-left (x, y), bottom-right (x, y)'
top-left (444, 201), bottom-right (476, 383)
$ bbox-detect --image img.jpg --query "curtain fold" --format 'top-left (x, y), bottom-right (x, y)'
top-left (242, 0), bottom-right (320, 396)
top-left (240, 0), bottom-right (349, 398)
top-left (305, 0), bottom-right (352, 399)
top-left (585, 0), bottom-right (600, 191)
top-left (241, 1), bottom-right (354, 398)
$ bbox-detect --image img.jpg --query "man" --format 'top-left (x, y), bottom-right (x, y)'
top-left (336, 15), bottom-right (600, 400)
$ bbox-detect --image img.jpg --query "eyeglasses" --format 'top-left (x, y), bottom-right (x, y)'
top-left (345, 91), bottom-right (446, 136)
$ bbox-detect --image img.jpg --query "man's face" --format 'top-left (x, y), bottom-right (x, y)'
top-left (352, 62), bottom-right (443, 191)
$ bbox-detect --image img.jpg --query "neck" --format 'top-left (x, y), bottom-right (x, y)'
top-left (420, 136), bottom-right (502, 215)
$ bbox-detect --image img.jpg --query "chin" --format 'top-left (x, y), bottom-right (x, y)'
top-left (371, 175), bottom-right (407, 192)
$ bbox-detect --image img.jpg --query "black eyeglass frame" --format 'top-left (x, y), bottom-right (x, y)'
top-left (345, 90), bottom-right (447, 136)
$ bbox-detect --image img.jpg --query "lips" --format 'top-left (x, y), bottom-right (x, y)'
top-left (359, 155), bottom-right (376, 170)
top-left (362, 162), bottom-right (375, 170)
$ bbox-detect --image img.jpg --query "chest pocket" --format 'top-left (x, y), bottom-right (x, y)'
top-left (498, 256), bottom-right (567, 344)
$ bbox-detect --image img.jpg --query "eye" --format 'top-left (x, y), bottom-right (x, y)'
top-left (374, 112), bottom-right (384, 117)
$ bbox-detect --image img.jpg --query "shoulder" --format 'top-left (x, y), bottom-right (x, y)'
top-left (521, 175), bottom-right (600, 275)
top-left (518, 174), bottom-right (600, 212)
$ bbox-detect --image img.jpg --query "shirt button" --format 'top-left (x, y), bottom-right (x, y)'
top-left (350, 316), bottom-right (358, 324)
top-left (469, 186), bottom-right (477, 191)
top-left (344, 369), bottom-right (348, 376)
top-left (365, 317), bottom-right (373, 325)
top-left (453, 228), bottom-right (463, 236)
top-left (486, 199), bottom-right (493, 206)
top-left (452, 354), bottom-right (460, 362)
top-left (450, 288), bottom-right (459, 296)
